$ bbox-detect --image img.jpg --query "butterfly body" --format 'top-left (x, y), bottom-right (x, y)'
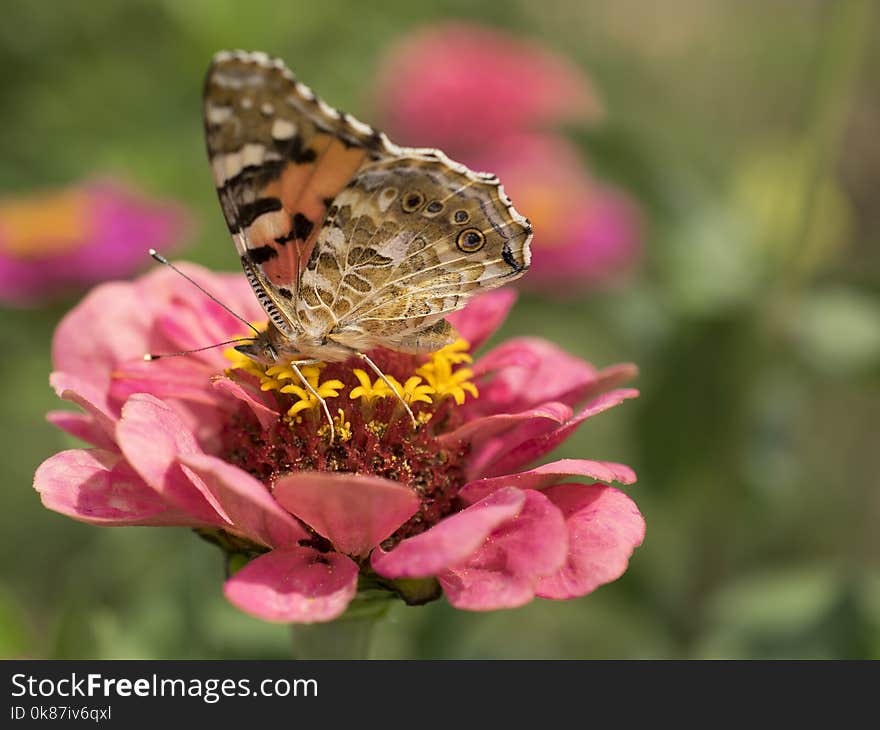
top-left (204, 50), bottom-right (531, 373)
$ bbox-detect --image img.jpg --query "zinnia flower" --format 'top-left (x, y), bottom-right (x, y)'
top-left (35, 263), bottom-right (644, 623)
top-left (374, 23), bottom-right (642, 291)
top-left (0, 179), bottom-right (190, 306)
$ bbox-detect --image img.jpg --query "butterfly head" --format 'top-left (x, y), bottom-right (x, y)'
top-left (234, 333), bottom-right (279, 365)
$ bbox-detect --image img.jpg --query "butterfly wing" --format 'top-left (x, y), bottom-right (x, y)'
top-left (296, 153), bottom-right (532, 353)
top-left (204, 50), bottom-right (532, 357)
top-left (203, 50), bottom-right (391, 335)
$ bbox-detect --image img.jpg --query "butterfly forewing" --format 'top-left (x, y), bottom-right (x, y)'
top-left (203, 51), bottom-right (389, 332)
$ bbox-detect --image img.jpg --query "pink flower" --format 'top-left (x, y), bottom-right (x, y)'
top-left (374, 24), bottom-right (642, 290)
top-left (35, 263), bottom-right (644, 622)
top-left (0, 179), bottom-right (190, 306)
top-left (374, 22), bottom-right (603, 155)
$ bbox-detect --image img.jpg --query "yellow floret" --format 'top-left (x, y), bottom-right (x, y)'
top-left (349, 369), bottom-right (395, 403)
top-left (416, 338), bottom-right (479, 405)
top-left (401, 376), bottom-right (435, 405)
top-left (318, 409), bottom-right (352, 442)
top-left (282, 370), bottom-right (344, 417)
top-left (223, 346), bottom-right (266, 381)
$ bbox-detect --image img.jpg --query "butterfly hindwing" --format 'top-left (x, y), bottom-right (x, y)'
top-left (296, 156), bottom-right (532, 353)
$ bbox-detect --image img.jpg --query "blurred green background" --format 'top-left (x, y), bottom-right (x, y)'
top-left (2, 0), bottom-right (879, 659)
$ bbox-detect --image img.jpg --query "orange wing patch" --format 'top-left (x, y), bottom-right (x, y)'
top-left (204, 51), bottom-right (387, 323)
top-left (237, 138), bottom-right (370, 289)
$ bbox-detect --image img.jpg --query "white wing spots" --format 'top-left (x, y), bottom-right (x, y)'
top-left (294, 81), bottom-right (315, 101)
top-left (378, 187), bottom-right (399, 212)
top-left (261, 102), bottom-right (275, 116)
top-left (271, 118), bottom-right (298, 141)
top-left (211, 72), bottom-right (246, 90)
top-left (322, 226), bottom-right (346, 251)
top-left (245, 209), bottom-right (289, 245)
top-left (317, 98), bottom-right (341, 120)
top-left (206, 104), bottom-right (233, 124)
top-left (241, 97), bottom-right (254, 110)
top-left (346, 116), bottom-right (375, 136)
top-left (241, 142), bottom-right (268, 168)
top-left (210, 143), bottom-right (278, 185)
top-left (211, 156), bottom-right (234, 185)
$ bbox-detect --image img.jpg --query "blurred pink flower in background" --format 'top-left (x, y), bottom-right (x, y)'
top-left (0, 179), bottom-right (190, 306)
top-left (375, 22), bottom-right (604, 154)
top-left (35, 264), bottom-right (644, 623)
top-left (375, 22), bottom-right (642, 291)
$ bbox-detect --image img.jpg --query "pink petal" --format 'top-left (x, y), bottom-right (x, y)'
top-left (51, 281), bottom-right (152, 382)
top-left (46, 410), bottom-right (117, 450)
top-left (210, 376), bottom-right (279, 430)
top-left (137, 264), bottom-right (265, 371)
top-left (438, 568), bottom-right (536, 610)
top-left (109, 356), bottom-right (221, 407)
top-left (577, 363), bottom-right (640, 404)
top-left (224, 547), bottom-right (358, 623)
top-left (459, 458), bottom-right (637, 505)
top-left (537, 483), bottom-right (645, 599)
top-left (440, 401), bottom-right (572, 452)
top-left (50, 263), bottom-right (261, 386)
top-left (447, 289), bottom-right (516, 351)
top-left (273, 471), bottom-right (419, 556)
top-left (49, 372), bottom-right (118, 439)
top-left (465, 336), bottom-right (636, 418)
top-left (371, 487), bottom-right (526, 579)
top-left (34, 449), bottom-right (202, 527)
top-left (480, 388), bottom-right (639, 478)
top-left (440, 402), bottom-right (573, 480)
top-left (115, 393), bottom-right (228, 525)
top-left (161, 399), bottom-right (228, 452)
top-left (438, 489), bottom-right (568, 610)
top-left (147, 262), bottom-right (264, 317)
top-left (180, 453), bottom-right (308, 548)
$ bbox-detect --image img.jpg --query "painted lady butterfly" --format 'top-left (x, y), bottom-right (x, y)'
top-left (202, 50), bottom-right (532, 434)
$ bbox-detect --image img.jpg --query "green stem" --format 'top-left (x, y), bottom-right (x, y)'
top-left (290, 591), bottom-right (392, 660)
top-left (290, 615), bottom-right (378, 659)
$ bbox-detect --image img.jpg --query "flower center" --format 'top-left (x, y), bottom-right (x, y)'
top-left (0, 190), bottom-right (93, 259)
top-left (220, 336), bottom-right (478, 543)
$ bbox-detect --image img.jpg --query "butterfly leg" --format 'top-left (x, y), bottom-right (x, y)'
top-left (289, 359), bottom-right (336, 443)
top-left (356, 352), bottom-right (418, 430)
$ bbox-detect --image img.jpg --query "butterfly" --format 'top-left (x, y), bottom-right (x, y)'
top-left (203, 50), bottom-right (532, 437)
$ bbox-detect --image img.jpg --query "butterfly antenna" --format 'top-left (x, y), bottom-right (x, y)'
top-left (148, 249), bottom-right (261, 337)
top-left (144, 338), bottom-right (255, 361)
